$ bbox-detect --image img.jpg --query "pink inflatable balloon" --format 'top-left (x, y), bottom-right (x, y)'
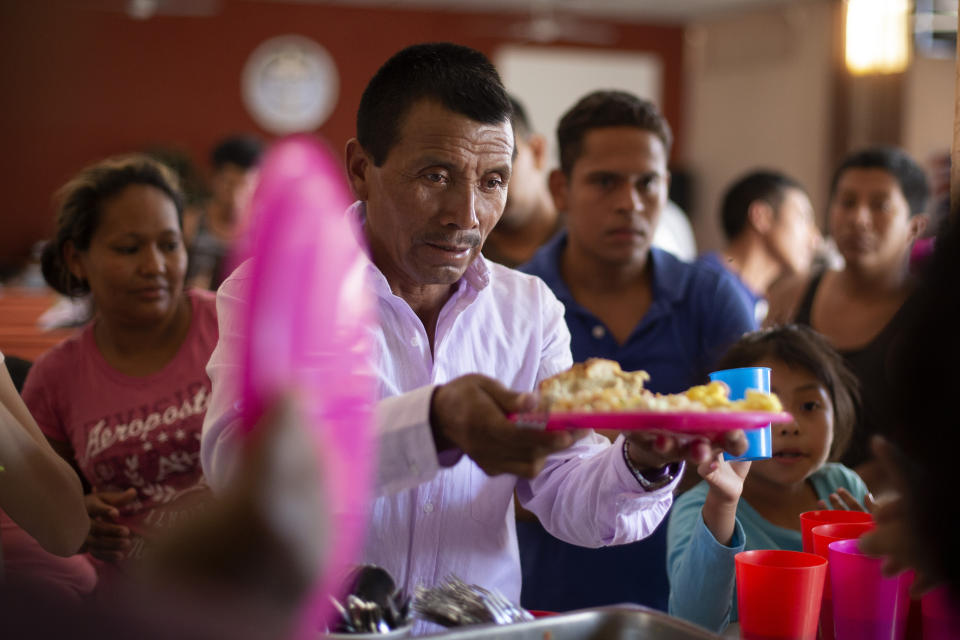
top-left (235, 135), bottom-right (376, 638)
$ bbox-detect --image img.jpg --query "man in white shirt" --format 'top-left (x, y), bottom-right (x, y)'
top-left (201, 42), bottom-right (747, 609)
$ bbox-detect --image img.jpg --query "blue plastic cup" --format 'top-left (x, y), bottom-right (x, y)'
top-left (708, 366), bottom-right (772, 461)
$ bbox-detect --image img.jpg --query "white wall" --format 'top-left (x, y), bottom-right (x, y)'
top-left (496, 45), bottom-right (663, 167)
top-left (683, 0), bottom-right (835, 252)
top-left (904, 55), bottom-right (955, 168)
top-left (685, 0), bottom-right (957, 250)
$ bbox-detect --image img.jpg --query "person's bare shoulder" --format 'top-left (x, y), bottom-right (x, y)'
top-left (765, 273), bottom-right (811, 327)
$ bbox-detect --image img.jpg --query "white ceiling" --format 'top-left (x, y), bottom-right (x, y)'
top-left (281, 0), bottom-right (807, 24)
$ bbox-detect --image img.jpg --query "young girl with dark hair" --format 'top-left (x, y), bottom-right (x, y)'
top-left (667, 324), bottom-right (871, 633)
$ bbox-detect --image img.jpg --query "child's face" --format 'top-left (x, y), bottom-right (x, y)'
top-left (749, 358), bottom-right (834, 487)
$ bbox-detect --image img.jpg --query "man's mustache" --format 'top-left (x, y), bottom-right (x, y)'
top-left (420, 232), bottom-right (482, 248)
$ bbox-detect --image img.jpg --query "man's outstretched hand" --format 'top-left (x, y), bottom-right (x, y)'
top-left (430, 374), bottom-right (588, 478)
top-left (625, 428), bottom-right (749, 471)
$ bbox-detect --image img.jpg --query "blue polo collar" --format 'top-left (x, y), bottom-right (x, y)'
top-left (524, 229), bottom-right (689, 307)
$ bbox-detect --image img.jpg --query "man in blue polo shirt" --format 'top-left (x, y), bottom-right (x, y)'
top-left (698, 170), bottom-right (820, 326)
top-left (518, 90), bottom-right (756, 612)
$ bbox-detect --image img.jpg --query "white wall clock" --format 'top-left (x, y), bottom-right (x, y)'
top-left (242, 35), bottom-right (339, 135)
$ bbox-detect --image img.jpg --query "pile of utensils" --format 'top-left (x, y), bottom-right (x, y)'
top-left (328, 565), bottom-right (411, 634)
top-left (413, 575), bottom-right (534, 627)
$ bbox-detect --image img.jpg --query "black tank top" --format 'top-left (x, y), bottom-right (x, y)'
top-left (795, 272), bottom-right (910, 468)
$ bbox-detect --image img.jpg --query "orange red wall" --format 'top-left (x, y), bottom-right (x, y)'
top-left (0, 1), bottom-right (683, 268)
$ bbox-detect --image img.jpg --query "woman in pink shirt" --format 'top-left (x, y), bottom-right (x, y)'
top-left (14, 155), bottom-right (219, 588)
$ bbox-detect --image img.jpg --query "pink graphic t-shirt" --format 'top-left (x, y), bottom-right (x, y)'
top-left (21, 289), bottom-right (219, 564)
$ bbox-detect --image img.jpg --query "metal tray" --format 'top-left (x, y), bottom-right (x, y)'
top-left (422, 605), bottom-right (720, 640)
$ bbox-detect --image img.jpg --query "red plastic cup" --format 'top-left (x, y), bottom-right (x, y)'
top-left (735, 549), bottom-right (827, 640)
top-left (828, 538), bottom-right (910, 639)
top-left (921, 586), bottom-right (960, 640)
top-left (811, 521), bottom-right (876, 640)
top-left (528, 610), bottom-right (558, 619)
top-left (799, 510), bottom-right (873, 554)
top-left (812, 522), bottom-right (877, 585)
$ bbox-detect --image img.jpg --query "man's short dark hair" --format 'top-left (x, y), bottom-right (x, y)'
top-left (829, 146), bottom-right (930, 216)
top-left (357, 42), bottom-right (512, 166)
top-left (210, 134), bottom-right (264, 171)
top-left (509, 94), bottom-right (532, 141)
top-left (556, 90), bottom-right (672, 176)
top-left (720, 170), bottom-right (806, 240)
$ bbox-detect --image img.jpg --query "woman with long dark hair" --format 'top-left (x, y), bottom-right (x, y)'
top-left (770, 146), bottom-right (929, 491)
top-left (15, 154), bottom-right (218, 585)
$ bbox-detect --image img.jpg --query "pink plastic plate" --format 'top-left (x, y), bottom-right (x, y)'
top-left (236, 135), bottom-right (376, 640)
top-left (513, 410), bottom-right (793, 436)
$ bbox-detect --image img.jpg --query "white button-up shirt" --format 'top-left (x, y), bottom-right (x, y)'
top-left (200, 203), bottom-right (678, 610)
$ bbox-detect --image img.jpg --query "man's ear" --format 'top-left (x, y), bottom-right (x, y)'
top-left (746, 199), bottom-right (775, 234)
top-left (908, 213), bottom-right (928, 242)
top-left (548, 169), bottom-right (569, 213)
top-left (527, 133), bottom-right (549, 171)
top-left (344, 138), bottom-right (371, 201)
